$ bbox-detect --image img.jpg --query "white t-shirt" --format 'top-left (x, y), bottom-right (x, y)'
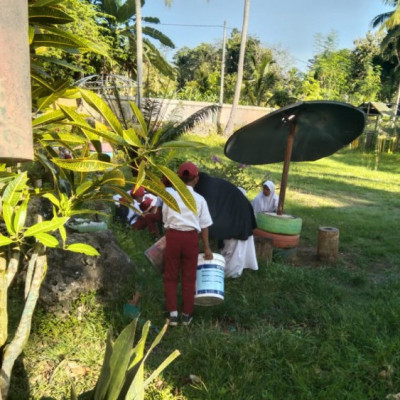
top-left (143, 193), bottom-right (162, 208)
top-left (113, 190), bottom-right (140, 224)
top-left (162, 185), bottom-right (212, 233)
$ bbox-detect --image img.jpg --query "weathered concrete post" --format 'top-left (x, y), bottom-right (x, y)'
top-left (317, 226), bottom-right (339, 263)
top-left (0, 0), bottom-right (33, 163)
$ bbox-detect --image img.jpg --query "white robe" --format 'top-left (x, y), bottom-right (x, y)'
top-left (221, 236), bottom-right (258, 278)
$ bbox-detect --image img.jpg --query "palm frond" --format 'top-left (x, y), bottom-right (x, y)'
top-left (141, 27), bottom-right (175, 48)
top-left (142, 39), bottom-right (176, 79)
top-left (159, 104), bottom-right (218, 144)
top-left (382, 7), bottom-right (400, 30)
top-left (115, 0), bottom-right (136, 23)
top-left (143, 17), bottom-right (160, 24)
top-left (372, 11), bottom-right (395, 28)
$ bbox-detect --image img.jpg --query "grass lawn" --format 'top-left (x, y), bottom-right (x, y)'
top-left (12, 135), bottom-right (400, 399)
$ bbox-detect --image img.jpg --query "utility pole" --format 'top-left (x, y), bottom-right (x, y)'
top-left (217, 21), bottom-right (227, 134)
top-left (135, 0), bottom-right (143, 110)
top-left (224, 0), bottom-right (250, 136)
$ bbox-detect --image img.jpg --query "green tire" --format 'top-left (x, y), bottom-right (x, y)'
top-left (256, 212), bottom-right (302, 235)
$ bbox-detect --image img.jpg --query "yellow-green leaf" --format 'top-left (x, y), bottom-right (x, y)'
top-left (0, 235), bottom-right (13, 247)
top-left (13, 197), bottom-right (29, 234)
top-left (3, 173), bottom-right (28, 206)
top-left (136, 160), bottom-right (146, 189)
top-left (52, 158), bottom-right (115, 172)
top-left (63, 121), bottom-right (126, 145)
top-left (2, 203), bottom-right (15, 235)
top-left (34, 233), bottom-right (59, 247)
top-left (32, 109), bottom-right (65, 127)
top-left (76, 181), bottom-right (94, 197)
top-left (79, 89), bottom-right (123, 136)
top-left (29, 25), bottom-right (35, 45)
top-left (66, 243), bottom-right (99, 256)
top-left (41, 193), bottom-right (60, 208)
top-left (40, 132), bottom-right (87, 145)
top-left (59, 225), bottom-right (67, 243)
top-left (24, 217), bottom-right (68, 237)
top-left (123, 128), bottom-right (143, 147)
top-left (101, 169), bottom-right (125, 187)
top-left (129, 101), bottom-right (147, 137)
top-left (156, 165), bottom-right (196, 214)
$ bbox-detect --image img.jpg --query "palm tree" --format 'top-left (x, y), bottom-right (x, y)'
top-left (372, 0), bottom-right (400, 139)
top-left (91, 0), bottom-right (176, 80)
top-left (243, 51), bottom-right (278, 106)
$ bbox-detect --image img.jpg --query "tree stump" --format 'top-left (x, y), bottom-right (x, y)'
top-left (254, 236), bottom-right (273, 265)
top-left (317, 226), bottom-right (339, 263)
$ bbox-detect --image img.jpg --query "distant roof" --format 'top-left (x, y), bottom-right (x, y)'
top-left (358, 102), bottom-right (393, 117)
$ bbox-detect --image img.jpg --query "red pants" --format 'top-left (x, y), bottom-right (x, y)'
top-left (132, 210), bottom-right (162, 237)
top-left (164, 229), bottom-right (199, 315)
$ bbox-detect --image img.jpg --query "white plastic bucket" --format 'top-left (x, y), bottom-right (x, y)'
top-left (194, 253), bottom-right (225, 306)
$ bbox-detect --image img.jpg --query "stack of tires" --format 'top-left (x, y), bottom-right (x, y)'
top-left (253, 212), bottom-right (302, 261)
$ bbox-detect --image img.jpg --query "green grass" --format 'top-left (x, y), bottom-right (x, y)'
top-left (10, 136), bottom-right (400, 399)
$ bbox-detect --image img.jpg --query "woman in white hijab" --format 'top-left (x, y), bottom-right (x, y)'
top-left (252, 180), bottom-right (279, 215)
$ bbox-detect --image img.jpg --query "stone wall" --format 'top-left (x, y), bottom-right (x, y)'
top-left (72, 96), bottom-right (275, 134)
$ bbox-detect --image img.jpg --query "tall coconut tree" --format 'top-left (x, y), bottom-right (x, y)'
top-left (372, 0), bottom-right (400, 117)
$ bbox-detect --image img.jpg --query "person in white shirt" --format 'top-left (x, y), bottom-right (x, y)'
top-left (113, 186), bottom-right (145, 225)
top-left (131, 192), bottom-right (163, 238)
top-left (252, 180), bottom-right (279, 215)
top-left (162, 162), bottom-right (213, 327)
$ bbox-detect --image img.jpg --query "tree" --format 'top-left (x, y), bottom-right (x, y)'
top-left (173, 44), bottom-right (221, 100)
top-left (90, 0), bottom-right (176, 80)
top-left (242, 50), bottom-right (282, 106)
top-left (349, 33), bottom-right (382, 104)
top-left (372, 1), bottom-right (400, 112)
top-left (1, 1), bottom-right (195, 396)
top-left (304, 32), bottom-right (353, 102)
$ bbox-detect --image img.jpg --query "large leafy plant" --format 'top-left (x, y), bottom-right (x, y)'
top-left (33, 87), bottom-right (205, 213)
top-left (71, 319), bottom-right (180, 400)
top-left (0, 172), bottom-right (99, 398)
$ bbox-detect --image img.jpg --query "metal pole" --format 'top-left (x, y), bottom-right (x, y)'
top-left (277, 115), bottom-right (297, 215)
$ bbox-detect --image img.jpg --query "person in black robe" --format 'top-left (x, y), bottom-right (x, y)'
top-left (194, 172), bottom-right (259, 278)
top-left (194, 172), bottom-right (256, 241)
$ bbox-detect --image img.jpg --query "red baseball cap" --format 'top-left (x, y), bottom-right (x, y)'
top-left (178, 162), bottom-right (199, 178)
top-left (130, 186), bottom-right (145, 197)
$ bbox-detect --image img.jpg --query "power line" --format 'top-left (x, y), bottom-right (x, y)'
top-left (158, 22), bottom-right (234, 30)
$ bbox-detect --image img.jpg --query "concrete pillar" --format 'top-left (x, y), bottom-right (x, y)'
top-left (0, 0), bottom-right (33, 163)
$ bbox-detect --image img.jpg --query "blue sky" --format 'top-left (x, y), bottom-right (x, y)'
top-left (142, 0), bottom-right (393, 71)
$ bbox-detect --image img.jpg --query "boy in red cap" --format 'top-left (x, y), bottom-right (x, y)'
top-left (113, 186), bottom-right (145, 225)
top-left (162, 162), bottom-right (213, 326)
top-left (131, 192), bottom-right (163, 238)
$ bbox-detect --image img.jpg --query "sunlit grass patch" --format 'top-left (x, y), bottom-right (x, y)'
top-left (14, 137), bottom-right (400, 399)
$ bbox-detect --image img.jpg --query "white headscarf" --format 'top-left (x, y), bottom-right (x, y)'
top-left (252, 180), bottom-right (279, 214)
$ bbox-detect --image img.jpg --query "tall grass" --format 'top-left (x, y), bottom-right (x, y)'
top-left (13, 135), bottom-right (400, 399)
